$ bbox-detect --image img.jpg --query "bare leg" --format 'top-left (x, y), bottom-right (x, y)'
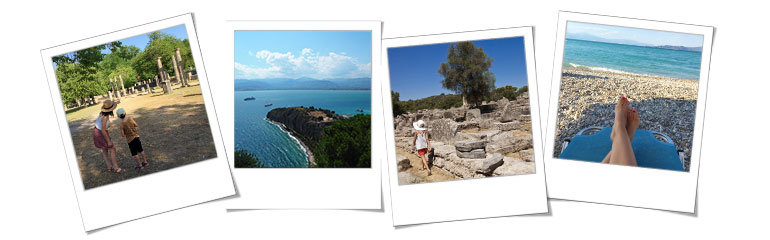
top-left (102, 149), bottom-right (113, 170)
top-left (140, 151), bottom-right (148, 164)
top-left (420, 155), bottom-right (431, 175)
top-left (134, 155), bottom-right (142, 168)
top-left (109, 147), bottom-right (121, 171)
top-left (604, 97), bottom-right (630, 163)
top-left (627, 109), bottom-right (640, 143)
top-left (604, 107), bottom-right (640, 164)
top-left (608, 98), bottom-right (637, 166)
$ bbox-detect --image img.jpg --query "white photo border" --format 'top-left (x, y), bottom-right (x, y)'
top-left (225, 21), bottom-right (383, 209)
top-left (40, 13), bottom-right (236, 231)
top-left (382, 27), bottom-right (549, 226)
top-left (543, 11), bottom-right (714, 212)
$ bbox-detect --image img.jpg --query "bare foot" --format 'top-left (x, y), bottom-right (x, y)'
top-left (627, 109), bottom-right (640, 142)
top-left (613, 96), bottom-right (629, 132)
top-left (610, 96), bottom-right (631, 141)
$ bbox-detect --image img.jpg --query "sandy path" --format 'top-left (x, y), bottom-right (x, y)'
top-left (396, 148), bottom-right (457, 183)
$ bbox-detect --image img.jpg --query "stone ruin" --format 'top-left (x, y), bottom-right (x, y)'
top-left (395, 93), bottom-right (535, 182)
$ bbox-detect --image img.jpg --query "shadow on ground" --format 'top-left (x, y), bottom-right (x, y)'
top-left (70, 99), bottom-right (217, 190)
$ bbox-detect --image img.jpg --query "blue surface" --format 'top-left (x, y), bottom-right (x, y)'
top-left (559, 127), bottom-right (684, 171)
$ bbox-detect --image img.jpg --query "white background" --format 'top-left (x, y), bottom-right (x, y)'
top-left (1, 0), bottom-right (767, 238)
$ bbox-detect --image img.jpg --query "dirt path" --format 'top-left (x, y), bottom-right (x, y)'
top-left (67, 82), bottom-right (217, 190)
top-left (396, 148), bottom-right (457, 183)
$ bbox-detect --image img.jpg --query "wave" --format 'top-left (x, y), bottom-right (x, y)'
top-left (264, 118), bottom-right (310, 166)
top-left (566, 63), bottom-right (635, 75)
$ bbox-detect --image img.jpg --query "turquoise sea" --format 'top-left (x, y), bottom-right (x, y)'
top-left (563, 39), bottom-right (702, 80)
top-left (234, 90), bottom-right (371, 168)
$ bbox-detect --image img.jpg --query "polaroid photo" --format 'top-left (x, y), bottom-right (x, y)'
top-left (225, 21), bottom-right (382, 209)
top-left (544, 11), bottom-right (714, 212)
top-left (383, 27), bottom-right (548, 226)
top-left (41, 13), bottom-right (235, 231)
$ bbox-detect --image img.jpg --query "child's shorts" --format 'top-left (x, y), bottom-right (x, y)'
top-left (128, 137), bottom-right (144, 156)
top-left (417, 148), bottom-right (428, 156)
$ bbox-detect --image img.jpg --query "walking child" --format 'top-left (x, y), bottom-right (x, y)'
top-left (117, 108), bottom-right (149, 169)
top-left (412, 120), bottom-right (432, 175)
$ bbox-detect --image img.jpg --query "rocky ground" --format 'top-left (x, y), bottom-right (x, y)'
top-left (553, 67), bottom-right (699, 171)
top-left (394, 92), bottom-right (536, 185)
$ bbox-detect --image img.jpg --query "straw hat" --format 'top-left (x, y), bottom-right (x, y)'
top-left (101, 100), bottom-right (118, 113)
top-left (412, 120), bottom-right (427, 131)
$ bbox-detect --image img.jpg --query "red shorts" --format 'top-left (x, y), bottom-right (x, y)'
top-left (417, 148), bottom-right (428, 156)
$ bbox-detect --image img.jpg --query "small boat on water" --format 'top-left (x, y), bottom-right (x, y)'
top-left (355, 109), bottom-right (363, 112)
top-left (244, 97), bottom-right (255, 101)
top-left (265, 103), bottom-right (273, 107)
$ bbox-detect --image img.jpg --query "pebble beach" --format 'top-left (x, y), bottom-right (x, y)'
top-left (553, 67), bottom-right (699, 171)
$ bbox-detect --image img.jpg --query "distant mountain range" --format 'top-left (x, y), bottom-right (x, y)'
top-left (566, 32), bottom-right (702, 52)
top-left (235, 77), bottom-right (371, 91)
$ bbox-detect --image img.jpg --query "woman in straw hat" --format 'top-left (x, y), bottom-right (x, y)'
top-left (93, 99), bottom-right (126, 173)
top-left (412, 120), bottom-right (432, 175)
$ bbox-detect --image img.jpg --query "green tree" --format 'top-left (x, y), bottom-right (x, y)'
top-left (55, 62), bottom-right (105, 105)
top-left (53, 44), bottom-right (112, 105)
top-left (437, 41), bottom-right (496, 107)
top-left (391, 91), bottom-right (405, 116)
top-left (132, 31), bottom-right (193, 80)
top-left (235, 149), bottom-right (265, 168)
top-left (313, 114), bottom-right (371, 168)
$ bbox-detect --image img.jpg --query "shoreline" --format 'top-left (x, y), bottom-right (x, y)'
top-left (562, 66), bottom-right (699, 82)
top-left (555, 67), bottom-right (698, 171)
top-left (265, 118), bottom-right (316, 167)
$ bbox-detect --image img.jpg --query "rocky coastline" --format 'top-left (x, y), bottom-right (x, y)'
top-left (394, 92), bottom-right (536, 184)
top-left (554, 67), bottom-right (698, 170)
top-left (265, 118), bottom-right (315, 166)
top-left (266, 107), bottom-right (343, 167)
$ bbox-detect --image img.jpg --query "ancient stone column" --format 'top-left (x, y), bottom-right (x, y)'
top-left (171, 54), bottom-right (181, 85)
top-left (154, 75), bottom-right (159, 88)
top-left (119, 74), bottom-right (126, 96)
top-left (109, 77), bottom-right (118, 99)
top-left (175, 48), bottom-right (187, 87)
top-left (157, 57), bottom-right (166, 82)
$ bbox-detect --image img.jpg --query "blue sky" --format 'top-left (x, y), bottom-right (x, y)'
top-left (566, 22), bottom-right (703, 47)
top-left (100, 24), bottom-right (188, 54)
top-left (388, 37), bottom-right (528, 101)
top-left (234, 31), bottom-right (372, 79)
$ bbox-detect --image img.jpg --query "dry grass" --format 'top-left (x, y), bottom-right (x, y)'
top-left (66, 82), bottom-right (217, 190)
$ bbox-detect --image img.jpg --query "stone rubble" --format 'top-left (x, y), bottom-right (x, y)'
top-left (395, 92), bottom-right (536, 183)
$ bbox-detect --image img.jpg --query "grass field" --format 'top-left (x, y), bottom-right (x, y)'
top-left (66, 82), bottom-right (217, 190)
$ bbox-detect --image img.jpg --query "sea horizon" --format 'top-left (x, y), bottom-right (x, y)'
top-left (562, 38), bottom-right (702, 80)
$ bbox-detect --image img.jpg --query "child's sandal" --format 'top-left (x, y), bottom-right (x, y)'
top-left (114, 168), bottom-right (126, 173)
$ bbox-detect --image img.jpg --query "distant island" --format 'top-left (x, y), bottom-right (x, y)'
top-left (266, 106), bottom-right (371, 168)
top-left (566, 33), bottom-right (702, 52)
top-left (235, 77), bottom-right (371, 91)
top-left (650, 45), bottom-right (702, 52)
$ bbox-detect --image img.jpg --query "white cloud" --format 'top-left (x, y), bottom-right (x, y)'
top-left (235, 48), bottom-right (371, 79)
